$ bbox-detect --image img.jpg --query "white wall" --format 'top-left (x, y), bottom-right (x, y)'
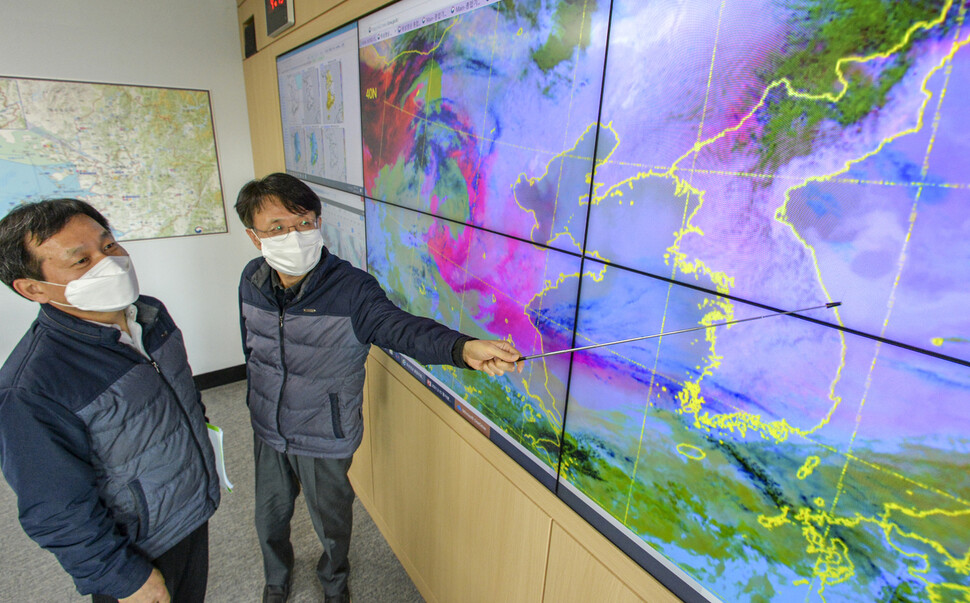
top-left (0, 0), bottom-right (259, 374)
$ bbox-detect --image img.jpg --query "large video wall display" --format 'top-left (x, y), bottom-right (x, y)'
top-left (277, 0), bottom-right (970, 601)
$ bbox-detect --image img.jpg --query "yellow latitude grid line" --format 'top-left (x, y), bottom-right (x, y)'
top-left (376, 100), bottom-right (970, 193)
top-left (622, 0), bottom-right (730, 525)
top-left (533, 0), bottom-right (597, 429)
top-left (602, 162), bottom-right (970, 190)
top-left (456, 4), bottom-right (499, 408)
top-left (445, 8), bottom-right (572, 442)
top-left (545, 0), bottom-right (595, 268)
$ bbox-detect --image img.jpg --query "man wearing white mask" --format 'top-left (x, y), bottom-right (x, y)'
top-left (235, 173), bottom-right (521, 603)
top-left (0, 199), bottom-right (220, 603)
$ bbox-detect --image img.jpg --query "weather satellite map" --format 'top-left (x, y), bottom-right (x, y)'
top-left (359, 0), bottom-right (970, 600)
top-left (0, 78), bottom-right (225, 239)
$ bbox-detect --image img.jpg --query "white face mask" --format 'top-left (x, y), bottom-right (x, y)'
top-left (39, 255), bottom-right (140, 313)
top-left (254, 228), bottom-right (324, 276)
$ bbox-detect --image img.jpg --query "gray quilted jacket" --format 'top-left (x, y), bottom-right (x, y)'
top-left (238, 250), bottom-right (469, 458)
top-left (0, 297), bottom-right (219, 598)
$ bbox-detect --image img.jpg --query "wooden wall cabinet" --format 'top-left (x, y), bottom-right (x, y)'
top-left (349, 352), bottom-right (679, 602)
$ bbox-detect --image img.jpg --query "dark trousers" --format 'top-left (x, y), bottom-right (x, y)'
top-left (254, 435), bottom-right (354, 599)
top-left (91, 521), bottom-right (209, 603)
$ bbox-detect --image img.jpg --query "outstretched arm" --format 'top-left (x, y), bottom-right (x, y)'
top-left (350, 270), bottom-right (523, 374)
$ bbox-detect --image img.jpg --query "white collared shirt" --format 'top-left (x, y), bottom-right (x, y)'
top-left (88, 305), bottom-right (149, 359)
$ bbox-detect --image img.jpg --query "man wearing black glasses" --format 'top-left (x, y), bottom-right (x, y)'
top-left (235, 173), bottom-right (521, 603)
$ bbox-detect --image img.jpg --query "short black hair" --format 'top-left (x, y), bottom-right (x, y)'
top-left (234, 173), bottom-right (321, 229)
top-left (0, 198), bottom-right (111, 290)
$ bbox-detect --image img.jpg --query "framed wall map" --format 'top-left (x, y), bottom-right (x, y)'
top-left (0, 76), bottom-right (226, 240)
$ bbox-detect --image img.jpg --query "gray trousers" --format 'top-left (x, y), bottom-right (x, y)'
top-left (254, 435), bottom-right (354, 598)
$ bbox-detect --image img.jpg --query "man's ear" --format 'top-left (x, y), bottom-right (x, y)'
top-left (12, 278), bottom-right (51, 303)
top-left (246, 229), bottom-right (262, 250)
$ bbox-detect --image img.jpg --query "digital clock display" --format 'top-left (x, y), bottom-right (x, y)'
top-left (265, 0), bottom-right (294, 37)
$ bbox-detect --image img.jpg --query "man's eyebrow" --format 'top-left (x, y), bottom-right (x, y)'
top-left (61, 244), bottom-right (86, 258)
top-left (60, 229), bottom-right (113, 258)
